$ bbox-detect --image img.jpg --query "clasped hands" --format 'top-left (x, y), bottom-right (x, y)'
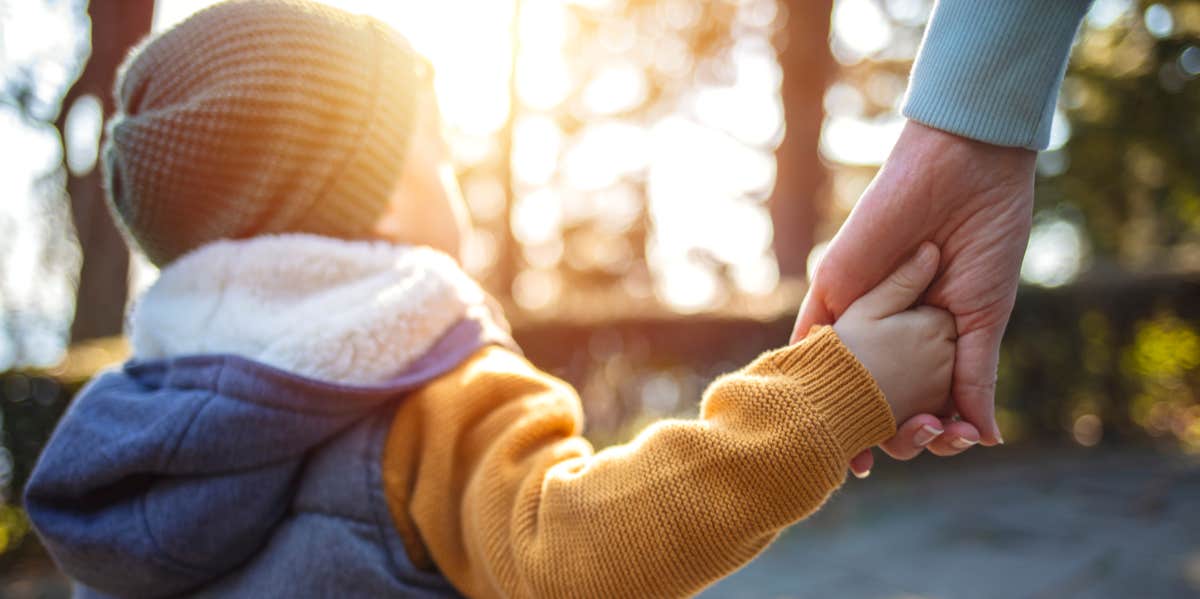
top-left (794, 121), bottom-right (1037, 477)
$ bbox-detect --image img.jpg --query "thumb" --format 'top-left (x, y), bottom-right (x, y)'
top-left (952, 326), bottom-right (1005, 446)
top-left (847, 242), bottom-right (939, 319)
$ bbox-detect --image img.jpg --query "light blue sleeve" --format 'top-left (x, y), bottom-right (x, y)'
top-left (901, 0), bottom-right (1094, 150)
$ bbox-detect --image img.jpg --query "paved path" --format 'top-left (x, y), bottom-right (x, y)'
top-left (3, 446), bottom-right (1197, 598)
top-left (702, 446), bottom-right (1200, 599)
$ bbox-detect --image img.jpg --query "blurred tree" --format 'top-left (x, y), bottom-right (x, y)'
top-left (55, 0), bottom-right (155, 342)
top-left (497, 0), bottom-right (809, 319)
top-left (770, 0), bottom-right (834, 278)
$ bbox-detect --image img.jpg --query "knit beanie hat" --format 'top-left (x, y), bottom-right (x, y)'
top-left (103, 0), bottom-right (429, 266)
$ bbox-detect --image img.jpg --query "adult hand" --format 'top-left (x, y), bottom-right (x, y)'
top-left (795, 121), bottom-right (1036, 475)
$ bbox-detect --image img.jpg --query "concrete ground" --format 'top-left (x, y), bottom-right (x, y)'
top-left (702, 445), bottom-right (1200, 599)
top-left (2, 445), bottom-right (1198, 598)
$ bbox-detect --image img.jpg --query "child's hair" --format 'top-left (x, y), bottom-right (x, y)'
top-left (103, 0), bottom-right (432, 266)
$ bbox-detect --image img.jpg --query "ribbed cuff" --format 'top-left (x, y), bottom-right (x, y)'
top-left (771, 326), bottom-right (895, 461)
top-left (902, 0), bottom-right (1092, 150)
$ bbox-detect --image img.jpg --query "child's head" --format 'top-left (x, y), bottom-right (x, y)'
top-left (103, 0), bottom-right (469, 266)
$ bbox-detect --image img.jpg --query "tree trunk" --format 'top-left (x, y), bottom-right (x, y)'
top-left (56, 0), bottom-right (155, 342)
top-left (769, 0), bottom-right (835, 279)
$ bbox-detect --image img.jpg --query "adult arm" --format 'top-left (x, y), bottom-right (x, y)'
top-left (798, 1), bottom-right (1093, 471)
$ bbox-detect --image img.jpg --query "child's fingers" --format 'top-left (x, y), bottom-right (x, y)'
top-left (849, 449), bottom-right (874, 479)
top-left (879, 414), bottom-right (945, 460)
top-left (845, 242), bottom-right (940, 319)
top-left (925, 419), bottom-right (981, 456)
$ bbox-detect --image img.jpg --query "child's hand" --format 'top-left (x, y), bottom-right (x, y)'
top-left (833, 243), bottom-right (955, 424)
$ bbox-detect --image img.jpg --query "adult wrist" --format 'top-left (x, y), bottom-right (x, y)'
top-left (880, 122), bottom-right (1036, 220)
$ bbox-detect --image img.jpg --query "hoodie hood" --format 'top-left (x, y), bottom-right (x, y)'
top-left (25, 236), bottom-right (514, 598)
top-left (130, 234), bottom-right (501, 384)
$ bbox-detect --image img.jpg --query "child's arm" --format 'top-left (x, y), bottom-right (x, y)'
top-left (382, 246), bottom-right (951, 598)
top-left (383, 329), bottom-right (890, 598)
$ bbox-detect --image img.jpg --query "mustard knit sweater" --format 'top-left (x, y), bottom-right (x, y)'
top-left (381, 325), bottom-right (896, 598)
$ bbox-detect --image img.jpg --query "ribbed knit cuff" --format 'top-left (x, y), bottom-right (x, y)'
top-left (771, 326), bottom-right (895, 462)
top-left (902, 0), bottom-right (1092, 150)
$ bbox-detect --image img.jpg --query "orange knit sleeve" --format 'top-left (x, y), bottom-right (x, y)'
top-left (381, 326), bottom-right (895, 598)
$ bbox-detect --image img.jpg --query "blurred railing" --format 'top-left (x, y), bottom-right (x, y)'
top-left (514, 274), bottom-right (1200, 451)
top-left (1, 274), bottom-right (1198, 562)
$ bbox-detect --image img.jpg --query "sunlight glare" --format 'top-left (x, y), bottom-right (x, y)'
top-left (884, 0), bottom-right (931, 27)
top-left (156, 0), bottom-right (518, 136)
top-left (562, 122), bottom-right (649, 191)
top-left (1087, 0), bottom-right (1134, 29)
top-left (517, 0), bottom-right (573, 111)
top-left (0, 114), bottom-right (62, 291)
top-left (1144, 4), bottom-right (1174, 39)
top-left (823, 82), bottom-right (865, 118)
top-left (706, 200), bottom-right (773, 265)
top-left (653, 256), bottom-right (719, 313)
top-left (462, 228), bottom-right (500, 275)
top-left (692, 42), bottom-right (783, 147)
top-left (820, 115), bottom-right (904, 166)
top-left (512, 116), bottom-right (565, 186)
top-left (590, 184), bottom-right (643, 234)
top-left (1021, 217), bottom-right (1088, 288)
top-left (1, 0), bottom-right (79, 117)
top-left (582, 62), bottom-right (648, 115)
top-left (512, 268), bottom-right (562, 310)
top-left (833, 0), bottom-right (893, 62)
top-left (648, 115), bottom-right (775, 204)
top-left (517, 52), bottom-right (573, 112)
top-left (1046, 109), bottom-right (1073, 152)
top-left (732, 254), bottom-right (780, 296)
top-left (64, 94), bottom-right (102, 176)
top-left (511, 188), bottom-right (563, 245)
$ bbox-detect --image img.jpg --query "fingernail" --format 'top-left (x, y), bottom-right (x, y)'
top-left (993, 423), bottom-right (1005, 445)
top-left (914, 425), bottom-right (944, 447)
top-left (950, 438), bottom-right (978, 450)
top-left (852, 469), bottom-right (871, 479)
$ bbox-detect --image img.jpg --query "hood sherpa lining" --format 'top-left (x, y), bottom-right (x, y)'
top-left (131, 234), bottom-right (490, 385)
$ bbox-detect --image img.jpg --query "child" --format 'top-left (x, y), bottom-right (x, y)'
top-left (25, 1), bottom-right (956, 597)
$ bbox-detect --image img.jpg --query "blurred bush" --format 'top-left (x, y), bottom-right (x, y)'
top-left (996, 274), bottom-right (1200, 451)
top-left (0, 337), bottom-right (126, 560)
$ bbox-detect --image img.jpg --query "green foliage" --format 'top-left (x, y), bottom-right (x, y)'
top-left (1042, 0), bottom-right (1200, 267)
top-left (0, 504), bottom-right (30, 556)
top-left (0, 370), bottom-right (79, 558)
top-left (996, 277), bottom-right (1200, 451)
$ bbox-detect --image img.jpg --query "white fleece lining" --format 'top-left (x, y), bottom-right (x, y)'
top-left (130, 234), bottom-right (486, 385)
